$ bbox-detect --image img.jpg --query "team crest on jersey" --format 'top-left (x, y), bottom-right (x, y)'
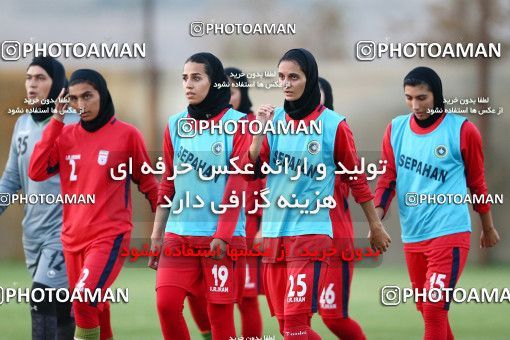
top-left (97, 150), bottom-right (109, 165)
top-left (211, 142), bottom-right (224, 156)
top-left (307, 140), bottom-right (320, 155)
top-left (434, 145), bottom-right (448, 158)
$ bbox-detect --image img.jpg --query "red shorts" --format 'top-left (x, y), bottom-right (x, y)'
top-left (404, 232), bottom-right (470, 311)
top-left (156, 234), bottom-right (246, 304)
top-left (63, 232), bottom-right (130, 327)
top-left (263, 259), bottom-right (328, 317)
top-left (318, 259), bottom-right (353, 318)
top-left (242, 255), bottom-right (264, 297)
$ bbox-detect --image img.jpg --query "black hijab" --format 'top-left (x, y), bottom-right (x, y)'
top-left (279, 48), bottom-right (321, 120)
top-left (186, 52), bottom-right (231, 120)
top-left (28, 57), bottom-right (68, 122)
top-left (403, 66), bottom-right (445, 128)
top-left (225, 67), bottom-right (253, 114)
top-left (318, 77), bottom-right (334, 110)
top-left (69, 69), bottom-right (115, 133)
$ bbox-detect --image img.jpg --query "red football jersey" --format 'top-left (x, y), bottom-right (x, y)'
top-left (29, 117), bottom-right (158, 252)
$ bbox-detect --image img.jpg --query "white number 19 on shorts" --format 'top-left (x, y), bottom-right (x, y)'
top-left (212, 264), bottom-right (229, 288)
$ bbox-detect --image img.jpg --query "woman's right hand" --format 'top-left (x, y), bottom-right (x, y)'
top-left (255, 104), bottom-right (275, 130)
top-left (52, 88), bottom-right (68, 122)
top-left (148, 232), bottom-right (163, 270)
top-left (249, 105), bottom-right (274, 162)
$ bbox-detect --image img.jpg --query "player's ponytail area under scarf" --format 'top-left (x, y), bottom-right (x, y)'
top-left (225, 66), bottom-right (253, 114)
top-left (69, 69), bottom-right (115, 132)
top-left (318, 77), bottom-right (334, 111)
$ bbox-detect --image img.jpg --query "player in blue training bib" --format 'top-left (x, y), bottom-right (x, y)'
top-left (375, 66), bottom-right (500, 339)
top-left (246, 48), bottom-right (391, 338)
top-left (150, 52), bottom-right (250, 340)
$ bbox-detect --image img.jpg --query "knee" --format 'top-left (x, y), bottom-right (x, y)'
top-left (277, 318), bottom-right (285, 336)
top-left (30, 282), bottom-right (56, 315)
top-left (73, 302), bottom-right (100, 328)
top-left (55, 298), bottom-right (74, 326)
top-left (417, 301), bottom-right (424, 313)
top-left (238, 296), bottom-right (259, 313)
top-left (322, 316), bottom-right (336, 329)
top-left (156, 287), bottom-right (184, 318)
top-left (207, 303), bottom-right (233, 325)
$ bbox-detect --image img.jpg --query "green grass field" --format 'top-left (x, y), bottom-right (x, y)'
top-left (0, 261), bottom-right (508, 339)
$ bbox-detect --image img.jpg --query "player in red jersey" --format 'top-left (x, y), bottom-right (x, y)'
top-left (317, 77), bottom-right (366, 340)
top-left (29, 69), bottom-right (158, 340)
top-left (225, 66), bottom-right (265, 338)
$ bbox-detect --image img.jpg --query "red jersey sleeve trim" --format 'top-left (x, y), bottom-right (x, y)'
top-left (374, 123), bottom-right (397, 217)
top-left (334, 120), bottom-right (374, 204)
top-left (157, 124), bottom-right (176, 206)
top-left (460, 121), bottom-right (491, 213)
